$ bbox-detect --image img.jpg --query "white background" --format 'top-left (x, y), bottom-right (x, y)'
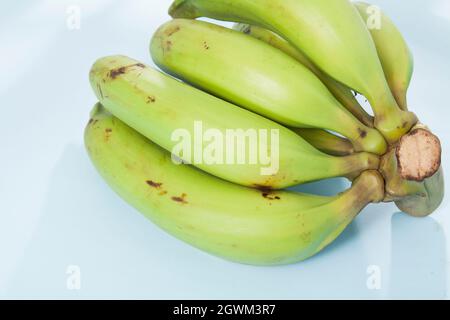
top-left (0, 0), bottom-right (449, 299)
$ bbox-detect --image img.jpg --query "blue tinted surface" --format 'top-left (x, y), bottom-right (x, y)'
top-left (0, 0), bottom-right (448, 299)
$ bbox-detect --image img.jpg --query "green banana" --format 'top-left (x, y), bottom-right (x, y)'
top-left (292, 128), bottom-right (354, 157)
top-left (355, 2), bottom-right (413, 111)
top-left (233, 23), bottom-right (374, 128)
top-left (89, 55), bottom-right (380, 189)
top-left (150, 19), bottom-right (386, 154)
top-left (169, 0), bottom-right (418, 143)
top-left (85, 104), bottom-right (385, 265)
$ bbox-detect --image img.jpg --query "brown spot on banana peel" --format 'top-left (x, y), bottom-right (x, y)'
top-left (253, 184), bottom-right (273, 192)
top-left (171, 193), bottom-right (188, 204)
top-left (262, 192), bottom-right (281, 200)
top-left (146, 96), bottom-right (156, 103)
top-left (146, 180), bottom-right (163, 188)
top-left (109, 67), bottom-right (126, 79)
top-left (104, 128), bottom-right (112, 141)
top-left (108, 63), bottom-right (145, 79)
top-left (250, 176), bottom-right (280, 190)
top-left (358, 128), bottom-right (367, 138)
top-left (165, 25), bottom-right (181, 37)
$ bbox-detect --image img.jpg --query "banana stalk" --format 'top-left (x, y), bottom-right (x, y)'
top-left (292, 128), bottom-right (354, 157)
top-left (233, 23), bottom-right (374, 128)
top-left (394, 169), bottom-right (444, 217)
top-left (379, 124), bottom-right (443, 216)
top-left (150, 19), bottom-right (385, 154)
top-left (89, 55), bottom-right (380, 189)
top-left (85, 104), bottom-right (385, 265)
top-left (169, 0), bottom-right (418, 143)
top-left (355, 2), bottom-right (413, 111)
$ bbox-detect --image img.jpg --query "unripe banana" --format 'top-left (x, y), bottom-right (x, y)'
top-left (292, 128), bottom-right (354, 157)
top-left (150, 19), bottom-right (386, 154)
top-left (84, 104), bottom-right (385, 265)
top-left (169, 0), bottom-right (418, 143)
top-left (89, 55), bottom-right (380, 189)
top-left (355, 2), bottom-right (414, 111)
top-left (233, 23), bottom-right (374, 128)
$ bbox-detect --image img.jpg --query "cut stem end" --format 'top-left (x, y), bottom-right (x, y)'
top-left (396, 128), bottom-right (441, 182)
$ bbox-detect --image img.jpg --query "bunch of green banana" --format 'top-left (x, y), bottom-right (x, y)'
top-left (232, 23), bottom-right (374, 128)
top-left (355, 2), bottom-right (413, 111)
top-left (85, 104), bottom-right (384, 265)
top-left (150, 19), bottom-right (385, 154)
top-left (90, 55), bottom-right (379, 189)
top-left (233, 1), bottom-right (414, 113)
top-left (84, 0), bottom-right (443, 265)
top-left (168, 0), bottom-right (418, 143)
